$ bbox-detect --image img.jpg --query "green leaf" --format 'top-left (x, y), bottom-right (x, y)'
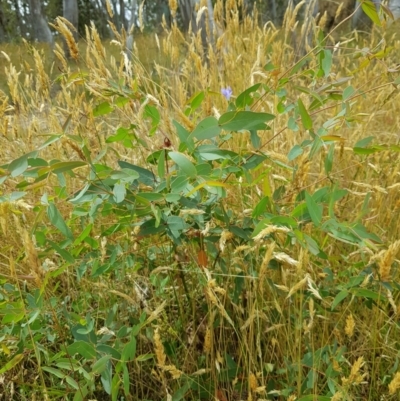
top-left (0, 353), bottom-right (24, 374)
top-left (166, 216), bottom-right (187, 231)
top-left (305, 192), bottom-right (322, 227)
top-left (2, 310), bottom-right (25, 324)
top-left (331, 290), bottom-right (349, 310)
top-left (42, 367), bottom-right (66, 379)
top-left (48, 161), bottom-right (87, 174)
top-left (296, 396), bottom-right (331, 401)
top-left (70, 183), bottom-right (90, 203)
top-left (8, 151), bottom-right (38, 177)
top-left (47, 203), bottom-right (74, 240)
top-left (65, 375), bottom-right (80, 390)
top-left (158, 149), bottom-right (166, 179)
top-left (353, 147), bottom-right (377, 155)
top-left (118, 161), bottom-right (157, 187)
top-left (121, 337), bottom-right (136, 362)
top-left (115, 96), bottom-right (129, 108)
top-left (100, 362), bottom-right (112, 394)
top-left (288, 145), bottom-right (303, 161)
top-left (321, 49), bottom-right (332, 77)
top-left (235, 83), bottom-right (261, 108)
top-left (38, 135), bottom-right (62, 150)
top-left (136, 192), bottom-right (164, 202)
top-left (189, 116), bottom-right (221, 141)
top-left (343, 85), bottom-right (355, 100)
top-left (297, 99), bottom-right (313, 130)
top-left (288, 116), bottom-right (299, 131)
top-left (122, 363), bottom-right (130, 395)
top-left (7, 191), bottom-right (27, 201)
top-left (352, 223), bottom-right (382, 243)
top-left (106, 127), bottom-right (130, 143)
top-left (171, 176), bottom-right (189, 193)
top-left (113, 183), bottom-right (126, 203)
top-left (67, 341), bottom-right (97, 359)
top-left (47, 240), bottom-right (75, 263)
top-left (354, 136), bottom-right (374, 148)
top-left (139, 219), bottom-right (166, 236)
top-left (304, 234), bottom-right (322, 256)
top-left (93, 101), bottom-right (113, 117)
top-left (96, 344), bottom-right (121, 360)
top-left (361, 0), bottom-right (381, 26)
top-left (171, 382), bottom-right (191, 401)
top-left (270, 216), bottom-right (298, 228)
top-left (172, 120), bottom-right (193, 143)
top-left (309, 136), bottom-right (323, 159)
top-left (92, 355), bottom-right (112, 374)
top-left (252, 196), bottom-right (270, 218)
top-left (144, 105), bottom-right (160, 135)
top-left (110, 169), bottom-right (139, 183)
top-left (219, 111), bottom-right (275, 131)
top-left (188, 91), bottom-right (205, 110)
top-left (324, 143), bottom-right (334, 175)
top-left (169, 152), bottom-right (197, 178)
top-left (353, 288), bottom-right (385, 301)
top-left (250, 130), bottom-right (261, 149)
top-left (136, 353), bottom-right (154, 362)
top-left (73, 386), bottom-right (88, 401)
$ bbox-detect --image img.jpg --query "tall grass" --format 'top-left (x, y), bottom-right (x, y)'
top-left (1, 2), bottom-right (400, 400)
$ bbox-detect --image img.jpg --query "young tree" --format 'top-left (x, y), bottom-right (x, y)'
top-left (28, 0), bottom-right (53, 44)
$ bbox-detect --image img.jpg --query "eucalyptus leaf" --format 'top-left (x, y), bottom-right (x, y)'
top-left (219, 111), bottom-right (275, 131)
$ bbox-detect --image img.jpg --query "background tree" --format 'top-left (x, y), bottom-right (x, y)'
top-left (28, 0), bottom-right (54, 44)
top-left (0, 6), bottom-right (8, 41)
top-left (388, 0), bottom-right (400, 20)
top-left (0, 0), bottom-right (399, 45)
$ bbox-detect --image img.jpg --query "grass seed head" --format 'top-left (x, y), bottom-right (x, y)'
top-left (154, 327), bottom-right (166, 368)
top-left (379, 240), bottom-right (400, 282)
top-left (389, 372), bottom-right (400, 394)
top-left (345, 313), bottom-right (355, 338)
top-left (105, 0), bottom-right (113, 17)
top-left (52, 18), bottom-right (79, 61)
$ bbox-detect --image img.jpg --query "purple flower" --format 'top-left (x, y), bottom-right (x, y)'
top-left (221, 86), bottom-right (233, 101)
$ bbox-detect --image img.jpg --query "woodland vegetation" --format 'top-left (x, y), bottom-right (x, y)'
top-left (1, 0), bottom-right (400, 400)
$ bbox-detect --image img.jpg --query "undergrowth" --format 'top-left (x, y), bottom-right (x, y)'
top-left (1, 1), bottom-right (400, 400)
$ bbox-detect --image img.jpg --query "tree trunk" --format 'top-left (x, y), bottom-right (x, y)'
top-left (126, 0), bottom-right (138, 55)
top-left (13, 0), bottom-right (28, 39)
top-left (178, 0), bottom-right (194, 32)
top-left (110, 0), bottom-right (120, 28)
top-left (0, 5), bottom-right (7, 42)
top-left (294, 0), bottom-right (318, 58)
top-left (119, 0), bottom-right (127, 30)
top-left (28, 0), bottom-right (54, 45)
top-left (271, 0), bottom-right (278, 25)
top-left (206, 0), bottom-right (215, 34)
top-left (63, 0), bottom-right (79, 56)
top-left (178, 0), bottom-right (215, 54)
top-left (388, 0), bottom-right (400, 20)
top-left (94, 0), bottom-right (111, 37)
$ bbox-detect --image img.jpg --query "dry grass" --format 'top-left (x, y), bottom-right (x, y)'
top-left (1, 1), bottom-right (400, 399)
